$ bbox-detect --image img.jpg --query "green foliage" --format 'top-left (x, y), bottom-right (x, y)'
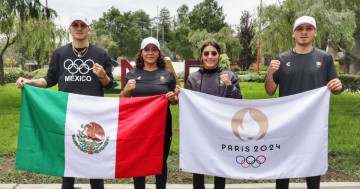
top-left (92, 7), bottom-right (144, 59)
top-left (158, 8), bottom-right (172, 42)
top-left (0, 0), bottom-right (57, 85)
top-left (219, 54), bottom-right (230, 69)
top-left (15, 17), bottom-right (65, 67)
top-left (4, 57), bottom-right (17, 67)
top-left (169, 27), bottom-right (193, 60)
top-left (187, 27), bottom-right (241, 62)
top-left (176, 4), bottom-right (190, 28)
top-left (237, 74), bottom-right (265, 83)
top-left (187, 30), bottom-right (213, 58)
top-left (176, 71), bottom-right (184, 82)
top-left (214, 27), bottom-right (242, 62)
top-left (3, 68), bottom-right (29, 84)
top-left (3, 67), bottom-right (48, 84)
top-left (237, 11), bottom-right (256, 71)
top-left (339, 74), bottom-right (360, 93)
top-left (258, 0), bottom-right (356, 55)
top-left (31, 68), bottom-right (48, 79)
top-left (90, 32), bottom-right (119, 60)
top-left (168, 5), bottom-right (193, 61)
top-left (188, 0), bottom-right (227, 33)
top-left (334, 61), bottom-right (341, 75)
top-left (133, 10), bottom-right (152, 37)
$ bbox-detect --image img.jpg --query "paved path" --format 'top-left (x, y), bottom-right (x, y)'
top-left (0, 183), bottom-right (359, 189)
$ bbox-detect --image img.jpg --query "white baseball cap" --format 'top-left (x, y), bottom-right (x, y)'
top-left (293, 16), bottom-right (316, 31)
top-left (69, 12), bottom-right (90, 26)
top-left (140, 37), bottom-right (160, 50)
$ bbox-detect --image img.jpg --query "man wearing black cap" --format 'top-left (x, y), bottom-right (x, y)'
top-left (16, 12), bottom-right (114, 189)
top-left (264, 16), bottom-right (343, 189)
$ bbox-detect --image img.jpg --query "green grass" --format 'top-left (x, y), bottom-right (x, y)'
top-left (240, 82), bottom-right (278, 99)
top-left (328, 93), bottom-right (360, 154)
top-left (0, 84), bottom-right (21, 154)
top-left (0, 82), bottom-right (359, 183)
top-left (328, 93), bottom-right (360, 177)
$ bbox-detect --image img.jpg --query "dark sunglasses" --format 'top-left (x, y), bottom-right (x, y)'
top-left (71, 23), bottom-right (88, 28)
top-left (203, 51), bottom-right (218, 57)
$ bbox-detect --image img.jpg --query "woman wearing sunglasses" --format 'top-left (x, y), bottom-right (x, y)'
top-left (185, 41), bottom-right (242, 189)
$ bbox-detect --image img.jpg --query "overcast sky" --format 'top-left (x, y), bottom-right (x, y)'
top-left (41, 0), bottom-right (281, 27)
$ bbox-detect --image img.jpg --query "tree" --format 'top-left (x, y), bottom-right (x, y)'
top-left (92, 7), bottom-right (145, 59)
top-left (158, 7), bottom-right (171, 42)
top-left (133, 10), bottom-right (151, 38)
top-left (90, 32), bottom-right (119, 60)
top-left (176, 4), bottom-right (190, 29)
top-left (237, 11), bottom-right (256, 71)
top-left (187, 26), bottom-right (241, 62)
top-left (257, 0), bottom-right (356, 58)
top-left (168, 5), bottom-right (193, 60)
top-left (188, 0), bottom-right (227, 33)
top-left (327, 0), bottom-right (360, 74)
top-left (0, 0), bottom-right (56, 85)
top-left (14, 17), bottom-right (67, 68)
top-left (214, 27), bottom-right (241, 62)
top-left (4, 47), bottom-right (23, 68)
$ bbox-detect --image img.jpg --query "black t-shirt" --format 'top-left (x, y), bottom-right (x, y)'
top-left (125, 68), bottom-right (176, 97)
top-left (273, 48), bottom-right (338, 97)
top-left (124, 68), bottom-right (176, 137)
top-left (44, 43), bottom-right (114, 97)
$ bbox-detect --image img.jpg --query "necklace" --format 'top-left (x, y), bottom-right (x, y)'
top-left (72, 43), bottom-right (89, 58)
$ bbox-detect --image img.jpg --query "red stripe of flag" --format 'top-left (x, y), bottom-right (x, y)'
top-left (115, 95), bottom-right (168, 178)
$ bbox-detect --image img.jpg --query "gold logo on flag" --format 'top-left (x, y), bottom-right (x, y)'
top-left (231, 108), bottom-right (268, 141)
top-left (72, 122), bottom-right (110, 154)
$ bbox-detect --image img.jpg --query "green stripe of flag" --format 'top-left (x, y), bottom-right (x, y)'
top-left (16, 84), bottom-right (68, 176)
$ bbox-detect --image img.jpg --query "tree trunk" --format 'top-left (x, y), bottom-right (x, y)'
top-left (0, 36), bottom-right (16, 85)
top-left (0, 57), bottom-right (4, 85)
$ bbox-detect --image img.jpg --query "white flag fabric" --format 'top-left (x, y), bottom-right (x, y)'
top-left (179, 86), bottom-right (330, 180)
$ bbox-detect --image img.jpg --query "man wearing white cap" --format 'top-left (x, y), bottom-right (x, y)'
top-left (16, 12), bottom-right (113, 189)
top-left (265, 16), bottom-right (343, 189)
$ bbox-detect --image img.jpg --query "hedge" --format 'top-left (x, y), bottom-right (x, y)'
top-left (339, 74), bottom-right (360, 93)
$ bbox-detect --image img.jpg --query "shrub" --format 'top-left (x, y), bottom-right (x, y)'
top-left (237, 74), bottom-right (265, 83)
top-left (339, 74), bottom-right (360, 93)
top-left (177, 71), bottom-right (184, 82)
top-left (4, 68), bottom-right (30, 84)
top-left (31, 68), bottom-right (48, 79)
top-left (334, 61), bottom-right (341, 75)
top-left (219, 54), bottom-right (230, 70)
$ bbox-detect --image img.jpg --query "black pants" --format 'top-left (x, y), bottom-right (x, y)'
top-left (193, 173), bottom-right (225, 189)
top-left (133, 135), bottom-right (172, 189)
top-left (61, 177), bottom-right (104, 189)
top-left (276, 176), bottom-right (321, 189)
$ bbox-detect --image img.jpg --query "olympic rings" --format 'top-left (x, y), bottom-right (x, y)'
top-left (64, 59), bottom-right (95, 75)
top-left (235, 155), bottom-right (266, 168)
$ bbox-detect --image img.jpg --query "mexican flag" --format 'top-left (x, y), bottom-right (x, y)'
top-left (16, 84), bottom-right (168, 179)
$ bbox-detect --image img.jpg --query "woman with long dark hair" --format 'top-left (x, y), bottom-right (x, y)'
top-left (185, 41), bottom-right (242, 189)
top-left (120, 37), bottom-right (180, 189)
